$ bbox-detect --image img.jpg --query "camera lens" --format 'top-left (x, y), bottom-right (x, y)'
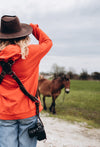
top-left (28, 122), bottom-right (46, 140)
top-left (28, 127), bottom-right (37, 138)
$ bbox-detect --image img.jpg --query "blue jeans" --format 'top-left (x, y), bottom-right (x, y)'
top-left (0, 115), bottom-right (37, 147)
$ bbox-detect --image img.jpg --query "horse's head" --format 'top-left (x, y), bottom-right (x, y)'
top-left (61, 74), bottom-right (70, 94)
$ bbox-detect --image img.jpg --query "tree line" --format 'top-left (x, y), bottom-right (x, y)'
top-left (67, 71), bottom-right (100, 80)
top-left (40, 64), bottom-right (100, 80)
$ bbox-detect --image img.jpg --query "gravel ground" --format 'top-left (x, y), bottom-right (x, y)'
top-left (37, 113), bottom-right (100, 147)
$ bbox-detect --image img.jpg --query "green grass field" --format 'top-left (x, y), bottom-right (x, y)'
top-left (41, 80), bottom-right (100, 128)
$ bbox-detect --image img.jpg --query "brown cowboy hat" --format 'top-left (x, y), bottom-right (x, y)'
top-left (0, 15), bottom-right (33, 39)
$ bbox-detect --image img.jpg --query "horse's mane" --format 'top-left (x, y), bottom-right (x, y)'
top-left (52, 73), bottom-right (70, 82)
top-left (53, 73), bottom-right (65, 80)
top-left (39, 78), bottom-right (46, 82)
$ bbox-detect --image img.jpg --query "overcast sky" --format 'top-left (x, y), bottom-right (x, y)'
top-left (0, 0), bottom-right (100, 73)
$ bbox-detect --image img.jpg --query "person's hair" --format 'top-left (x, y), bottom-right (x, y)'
top-left (0, 36), bottom-right (30, 59)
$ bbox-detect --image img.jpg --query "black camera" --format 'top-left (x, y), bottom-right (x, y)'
top-left (28, 122), bottom-right (46, 141)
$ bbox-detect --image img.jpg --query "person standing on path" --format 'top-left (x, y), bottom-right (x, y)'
top-left (0, 15), bottom-right (52, 147)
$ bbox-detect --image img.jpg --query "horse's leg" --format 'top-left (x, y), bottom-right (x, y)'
top-left (43, 96), bottom-right (47, 110)
top-left (52, 96), bottom-right (56, 114)
top-left (49, 99), bottom-right (53, 112)
top-left (49, 96), bottom-right (56, 114)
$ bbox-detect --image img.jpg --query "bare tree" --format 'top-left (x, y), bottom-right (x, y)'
top-left (92, 72), bottom-right (100, 80)
top-left (51, 63), bottom-right (66, 75)
top-left (79, 69), bottom-right (89, 80)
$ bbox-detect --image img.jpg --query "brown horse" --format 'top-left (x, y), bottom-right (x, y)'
top-left (38, 74), bottom-right (70, 114)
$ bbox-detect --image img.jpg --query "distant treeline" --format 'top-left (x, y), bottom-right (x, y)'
top-left (40, 64), bottom-right (100, 80)
top-left (40, 71), bottom-right (100, 80)
top-left (66, 71), bottom-right (100, 80)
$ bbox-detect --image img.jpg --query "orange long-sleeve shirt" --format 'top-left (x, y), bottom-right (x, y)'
top-left (0, 24), bottom-right (52, 120)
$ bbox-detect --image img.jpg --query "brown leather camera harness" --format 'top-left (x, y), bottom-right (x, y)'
top-left (0, 59), bottom-right (41, 122)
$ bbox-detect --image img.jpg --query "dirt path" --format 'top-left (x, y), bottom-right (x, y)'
top-left (37, 113), bottom-right (100, 147)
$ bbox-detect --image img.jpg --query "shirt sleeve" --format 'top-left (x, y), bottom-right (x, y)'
top-left (30, 23), bottom-right (53, 60)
